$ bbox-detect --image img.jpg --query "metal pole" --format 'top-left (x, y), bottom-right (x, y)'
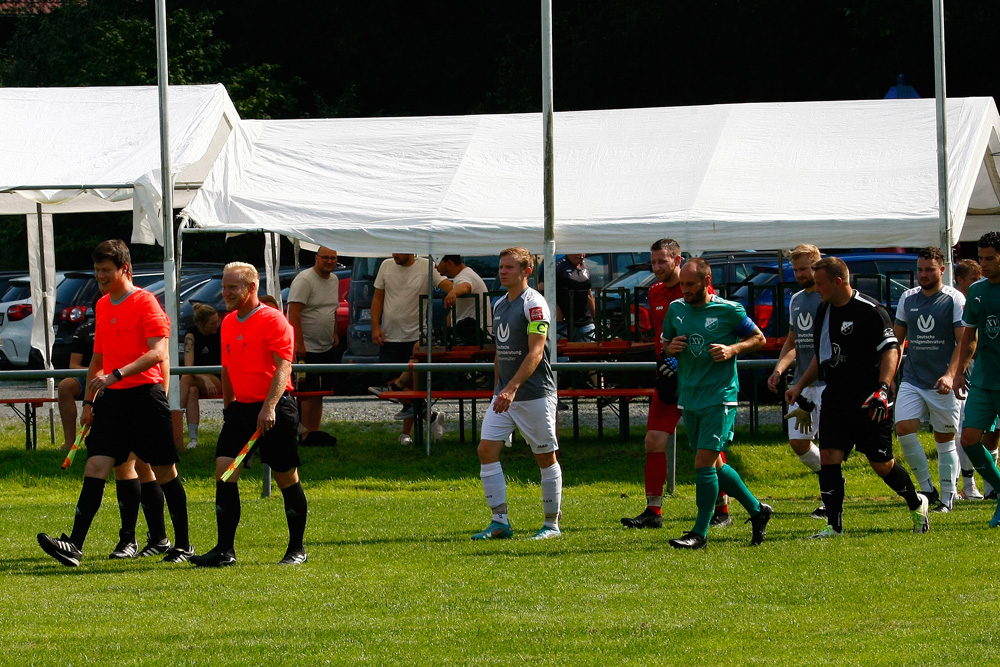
top-left (541, 0), bottom-right (557, 369)
top-left (36, 204), bottom-right (56, 442)
top-left (155, 0), bottom-right (181, 412)
top-left (426, 255), bottom-right (434, 455)
top-left (932, 0), bottom-right (952, 282)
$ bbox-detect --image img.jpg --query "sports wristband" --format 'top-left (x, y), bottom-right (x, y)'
top-left (82, 399), bottom-right (95, 407)
top-left (112, 368), bottom-right (123, 381)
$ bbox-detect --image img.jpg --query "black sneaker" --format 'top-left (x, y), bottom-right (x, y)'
top-left (278, 548), bottom-right (308, 565)
top-left (932, 501), bottom-right (952, 514)
top-left (923, 487), bottom-right (940, 505)
top-left (37, 532), bottom-right (82, 567)
top-left (747, 503), bottom-right (774, 546)
top-left (669, 531), bottom-right (707, 549)
top-left (710, 510), bottom-right (732, 527)
top-left (109, 538), bottom-right (139, 560)
top-left (620, 508), bottom-right (663, 529)
top-left (191, 547), bottom-right (236, 568)
top-left (137, 533), bottom-right (172, 557)
top-left (809, 505), bottom-right (828, 520)
top-left (162, 545), bottom-right (196, 564)
top-left (986, 490), bottom-right (998, 500)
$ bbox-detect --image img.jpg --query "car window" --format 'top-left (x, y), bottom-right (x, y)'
top-left (584, 254), bottom-right (611, 290)
top-left (2, 282), bottom-right (32, 302)
top-left (877, 259), bottom-right (917, 305)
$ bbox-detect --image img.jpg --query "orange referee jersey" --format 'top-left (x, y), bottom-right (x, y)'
top-left (93, 289), bottom-right (170, 389)
top-left (221, 304), bottom-right (295, 403)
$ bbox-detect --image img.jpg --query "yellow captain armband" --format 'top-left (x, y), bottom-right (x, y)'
top-left (527, 321), bottom-right (549, 336)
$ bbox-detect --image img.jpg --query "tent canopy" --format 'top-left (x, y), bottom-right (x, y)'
top-left (183, 98), bottom-right (1000, 256)
top-left (0, 84), bottom-right (239, 244)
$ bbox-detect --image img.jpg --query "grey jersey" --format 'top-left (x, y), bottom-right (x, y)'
top-left (788, 289), bottom-right (824, 386)
top-left (492, 287), bottom-right (555, 401)
top-left (895, 285), bottom-right (965, 389)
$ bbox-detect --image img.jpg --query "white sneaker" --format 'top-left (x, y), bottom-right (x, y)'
top-left (398, 433), bottom-right (413, 446)
top-left (808, 525), bottom-right (843, 539)
top-left (911, 493), bottom-right (930, 534)
top-left (185, 438), bottom-right (198, 451)
top-left (430, 411), bottom-right (445, 442)
top-left (963, 485), bottom-right (985, 500)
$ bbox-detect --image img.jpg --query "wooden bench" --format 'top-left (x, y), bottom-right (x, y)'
top-left (376, 387), bottom-right (655, 448)
top-left (0, 397), bottom-right (58, 450)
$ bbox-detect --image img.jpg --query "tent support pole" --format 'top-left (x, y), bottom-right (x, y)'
top-left (426, 255), bottom-right (434, 456)
top-left (36, 204), bottom-right (56, 443)
top-left (541, 0), bottom-right (557, 366)
top-left (933, 0), bottom-right (952, 280)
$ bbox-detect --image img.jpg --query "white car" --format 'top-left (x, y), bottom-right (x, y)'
top-left (0, 275), bottom-right (65, 368)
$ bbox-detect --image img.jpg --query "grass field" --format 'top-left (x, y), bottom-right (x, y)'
top-left (1, 418), bottom-right (999, 666)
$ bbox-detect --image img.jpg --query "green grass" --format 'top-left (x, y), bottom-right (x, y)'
top-left (1, 419), bottom-right (999, 666)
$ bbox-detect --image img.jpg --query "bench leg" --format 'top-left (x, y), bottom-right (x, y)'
top-left (261, 464), bottom-right (272, 498)
top-left (619, 396), bottom-right (630, 443)
top-left (572, 397), bottom-right (579, 440)
top-left (597, 397), bottom-right (604, 438)
top-left (459, 398), bottom-right (466, 444)
top-left (26, 402), bottom-right (35, 450)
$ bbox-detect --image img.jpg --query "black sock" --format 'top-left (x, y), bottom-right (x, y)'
top-left (818, 464), bottom-right (845, 533)
top-left (280, 482), bottom-right (308, 552)
top-left (69, 476), bottom-right (106, 549)
top-left (159, 477), bottom-right (190, 549)
top-left (216, 481), bottom-right (241, 552)
top-left (140, 481), bottom-right (167, 541)
top-left (881, 463), bottom-right (921, 511)
top-left (114, 478), bottom-right (141, 543)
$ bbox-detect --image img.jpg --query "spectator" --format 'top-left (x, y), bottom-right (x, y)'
top-left (551, 253), bottom-right (596, 341)
top-left (259, 294), bottom-right (281, 310)
top-left (58, 294), bottom-right (99, 451)
top-left (179, 303), bottom-right (222, 450)
top-left (287, 247), bottom-right (340, 446)
top-left (437, 255), bottom-right (492, 343)
top-left (369, 254), bottom-right (451, 445)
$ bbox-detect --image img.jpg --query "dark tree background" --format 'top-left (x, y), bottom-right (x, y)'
top-left (1, 0), bottom-right (997, 269)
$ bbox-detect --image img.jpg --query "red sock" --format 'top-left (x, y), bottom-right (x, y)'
top-left (644, 452), bottom-right (666, 513)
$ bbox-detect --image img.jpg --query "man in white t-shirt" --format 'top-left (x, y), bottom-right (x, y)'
top-left (370, 254), bottom-right (452, 445)
top-left (287, 247), bottom-right (340, 444)
top-left (437, 255), bottom-right (492, 343)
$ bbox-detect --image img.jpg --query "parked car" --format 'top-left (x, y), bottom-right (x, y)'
top-left (0, 273), bottom-right (68, 368)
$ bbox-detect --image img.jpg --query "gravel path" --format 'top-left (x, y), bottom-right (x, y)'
top-left (1, 379), bottom-right (785, 439)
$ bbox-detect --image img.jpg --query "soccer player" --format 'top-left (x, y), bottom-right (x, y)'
top-left (953, 258), bottom-right (998, 500)
top-left (472, 247), bottom-right (562, 541)
top-left (893, 247), bottom-right (965, 512)
top-left (191, 262), bottom-right (308, 566)
top-left (37, 239), bottom-right (192, 566)
top-left (766, 244), bottom-right (825, 518)
top-left (662, 259), bottom-right (772, 549)
top-left (621, 239), bottom-right (731, 529)
top-left (786, 257), bottom-right (929, 538)
top-left (953, 232), bottom-right (1000, 527)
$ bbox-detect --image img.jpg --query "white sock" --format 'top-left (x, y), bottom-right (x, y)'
top-left (480, 462), bottom-right (508, 524)
top-left (540, 462), bottom-right (562, 527)
top-left (898, 433), bottom-right (933, 492)
top-left (188, 423), bottom-right (199, 440)
top-left (936, 438), bottom-right (959, 502)
top-left (796, 444), bottom-right (822, 473)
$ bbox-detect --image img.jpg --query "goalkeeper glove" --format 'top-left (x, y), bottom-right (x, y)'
top-left (783, 395), bottom-right (816, 434)
top-left (861, 382), bottom-right (893, 422)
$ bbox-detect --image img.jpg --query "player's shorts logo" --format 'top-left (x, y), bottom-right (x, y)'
top-left (840, 321), bottom-right (854, 335)
top-left (986, 315), bottom-right (1000, 340)
top-left (917, 314), bottom-right (935, 333)
top-left (705, 317), bottom-right (718, 331)
top-left (796, 312), bottom-right (813, 331)
top-left (687, 333), bottom-right (706, 357)
top-left (496, 323), bottom-right (510, 342)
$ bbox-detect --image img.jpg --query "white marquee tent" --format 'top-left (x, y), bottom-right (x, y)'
top-left (182, 97), bottom-right (1000, 256)
top-left (0, 84), bottom-right (239, 372)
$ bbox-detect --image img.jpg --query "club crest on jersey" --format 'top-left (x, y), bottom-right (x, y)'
top-left (796, 312), bottom-right (813, 331)
top-left (496, 322), bottom-right (510, 342)
top-left (705, 317), bottom-right (718, 331)
top-left (828, 342), bottom-right (845, 367)
top-left (840, 321), bottom-right (854, 335)
top-left (687, 333), bottom-right (706, 357)
top-left (987, 315), bottom-right (1000, 340)
top-left (916, 314), bottom-right (935, 333)
top-left (529, 307), bottom-right (544, 321)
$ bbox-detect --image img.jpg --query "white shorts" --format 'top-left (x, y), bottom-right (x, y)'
top-left (896, 381), bottom-right (961, 434)
top-left (789, 385), bottom-right (823, 442)
top-left (480, 394), bottom-right (559, 454)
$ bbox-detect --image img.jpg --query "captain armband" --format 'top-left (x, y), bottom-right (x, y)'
top-left (527, 321), bottom-right (549, 336)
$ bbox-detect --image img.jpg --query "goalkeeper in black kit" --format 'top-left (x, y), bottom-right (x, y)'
top-left (785, 257), bottom-right (930, 538)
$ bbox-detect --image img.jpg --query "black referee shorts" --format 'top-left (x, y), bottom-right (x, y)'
top-left (819, 400), bottom-right (895, 464)
top-left (86, 383), bottom-right (178, 468)
top-left (216, 395), bottom-right (301, 473)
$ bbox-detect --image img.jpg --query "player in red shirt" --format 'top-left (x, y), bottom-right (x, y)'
top-left (621, 238), bottom-right (730, 529)
top-left (37, 240), bottom-right (191, 566)
top-left (191, 262), bottom-right (308, 567)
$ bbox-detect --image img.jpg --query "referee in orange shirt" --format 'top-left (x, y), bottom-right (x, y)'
top-left (191, 262), bottom-right (308, 567)
top-left (37, 239), bottom-right (192, 566)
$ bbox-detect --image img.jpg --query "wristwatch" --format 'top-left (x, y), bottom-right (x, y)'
top-left (112, 368), bottom-right (123, 381)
